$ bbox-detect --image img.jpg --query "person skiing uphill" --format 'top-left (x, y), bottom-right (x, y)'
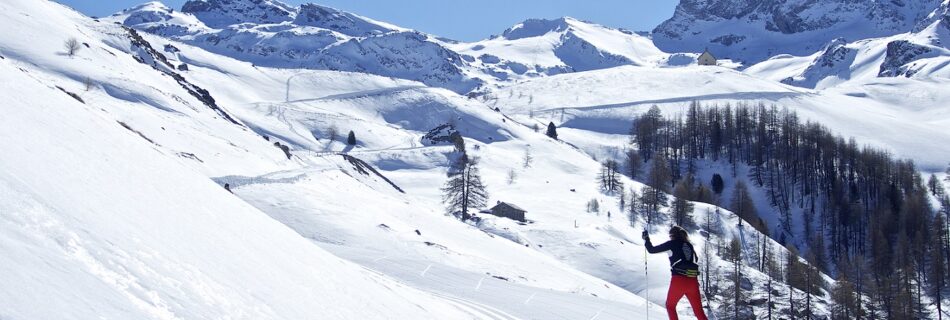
top-left (643, 225), bottom-right (708, 320)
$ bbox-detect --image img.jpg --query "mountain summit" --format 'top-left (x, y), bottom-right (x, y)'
top-left (450, 17), bottom-right (665, 79)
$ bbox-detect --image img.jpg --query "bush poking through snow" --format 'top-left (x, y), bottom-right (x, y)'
top-left (83, 77), bottom-right (95, 91)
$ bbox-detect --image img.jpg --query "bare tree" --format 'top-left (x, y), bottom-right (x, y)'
top-left (597, 160), bottom-right (623, 193)
top-left (522, 148), bottom-right (533, 168)
top-left (83, 77), bottom-right (95, 91)
top-left (64, 38), bottom-right (81, 57)
top-left (327, 125), bottom-right (338, 141)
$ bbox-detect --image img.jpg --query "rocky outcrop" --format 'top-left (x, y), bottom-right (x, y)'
top-left (879, 40), bottom-right (934, 77)
top-left (181, 0), bottom-right (294, 28)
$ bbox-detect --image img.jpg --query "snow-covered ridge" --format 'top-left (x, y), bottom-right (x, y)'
top-left (653, 0), bottom-right (943, 64)
top-left (450, 17), bottom-right (666, 82)
top-left (113, 0), bottom-right (481, 93)
top-left (746, 18), bottom-right (950, 89)
top-left (181, 0), bottom-right (296, 28)
top-left (114, 1), bottom-right (672, 93)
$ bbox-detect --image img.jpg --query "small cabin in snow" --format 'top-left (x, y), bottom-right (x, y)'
top-left (698, 49), bottom-right (717, 66)
top-left (483, 202), bottom-right (527, 222)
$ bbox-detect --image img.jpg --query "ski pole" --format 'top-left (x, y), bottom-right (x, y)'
top-left (644, 221), bottom-right (650, 320)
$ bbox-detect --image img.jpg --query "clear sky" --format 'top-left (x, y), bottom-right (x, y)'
top-left (55, 0), bottom-right (677, 41)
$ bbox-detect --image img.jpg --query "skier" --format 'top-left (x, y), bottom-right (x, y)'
top-left (643, 225), bottom-right (708, 320)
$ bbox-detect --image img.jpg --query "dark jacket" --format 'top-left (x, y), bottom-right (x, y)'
top-left (646, 238), bottom-right (700, 277)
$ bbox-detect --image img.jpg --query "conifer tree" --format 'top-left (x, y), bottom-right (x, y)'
top-left (546, 122), bottom-right (558, 140)
top-left (647, 153), bottom-right (672, 193)
top-left (628, 188), bottom-right (641, 226)
top-left (672, 176), bottom-right (695, 227)
top-left (598, 160), bottom-right (623, 193)
top-left (722, 237), bottom-right (748, 319)
top-left (711, 173), bottom-right (725, 195)
top-left (831, 277), bottom-right (861, 320)
top-left (730, 180), bottom-right (756, 227)
top-left (930, 213), bottom-right (948, 320)
top-left (929, 174), bottom-right (944, 196)
top-left (522, 148), bottom-right (533, 168)
top-left (346, 130), bottom-right (357, 145)
top-left (625, 148), bottom-right (642, 179)
top-left (441, 155), bottom-right (488, 221)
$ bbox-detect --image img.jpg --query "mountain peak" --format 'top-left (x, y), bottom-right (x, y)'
top-left (294, 3), bottom-right (399, 36)
top-left (127, 1), bottom-right (172, 12)
top-left (501, 17), bottom-right (577, 40)
top-left (181, 0), bottom-right (296, 28)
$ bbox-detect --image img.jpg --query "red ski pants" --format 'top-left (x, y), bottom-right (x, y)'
top-left (666, 275), bottom-right (708, 320)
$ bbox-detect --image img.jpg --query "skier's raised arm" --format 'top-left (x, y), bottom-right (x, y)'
top-left (643, 230), bottom-right (674, 253)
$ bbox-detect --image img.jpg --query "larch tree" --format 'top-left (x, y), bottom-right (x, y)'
top-left (441, 155), bottom-right (488, 221)
top-left (672, 175), bottom-right (696, 227)
top-left (598, 159), bottom-right (623, 194)
top-left (929, 174), bottom-right (944, 197)
top-left (723, 237), bottom-right (748, 319)
top-left (522, 148), bottom-right (533, 168)
top-left (730, 180), bottom-right (756, 227)
top-left (930, 213), bottom-right (948, 320)
top-left (625, 148), bottom-right (642, 179)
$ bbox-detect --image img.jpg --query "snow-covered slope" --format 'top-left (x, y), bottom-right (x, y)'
top-left (1, 1), bottom-right (683, 318)
top-left (17, 0), bottom-right (950, 318)
top-left (162, 27), bottom-right (837, 316)
top-left (653, 0), bottom-right (942, 64)
top-left (487, 65), bottom-right (950, 170)
top-left (0, 1), bottom-right (493, 318)
top-left (450, 17), bottom-right (666, 82)
top-left (746, 17), bottom-right (950, 89)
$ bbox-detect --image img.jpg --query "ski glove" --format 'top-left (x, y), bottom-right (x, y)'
top-left (641, 230), bottom-right (650, 241)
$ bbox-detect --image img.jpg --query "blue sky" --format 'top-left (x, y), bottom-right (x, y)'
top-left (55, 0), bottom-right (677, 41)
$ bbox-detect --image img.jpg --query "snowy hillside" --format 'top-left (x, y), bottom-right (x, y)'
top-left (103, 8), bottom-right (846, 318)
top-left (0, 0), bottom-right (695, 318)
top-left (486, 65), bottom-right (950, 170)
top-left (0, 0), bottom-right (496, 318)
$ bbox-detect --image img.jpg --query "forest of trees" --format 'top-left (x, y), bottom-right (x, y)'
top-left (624, 102), bottom-right (950, 319)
